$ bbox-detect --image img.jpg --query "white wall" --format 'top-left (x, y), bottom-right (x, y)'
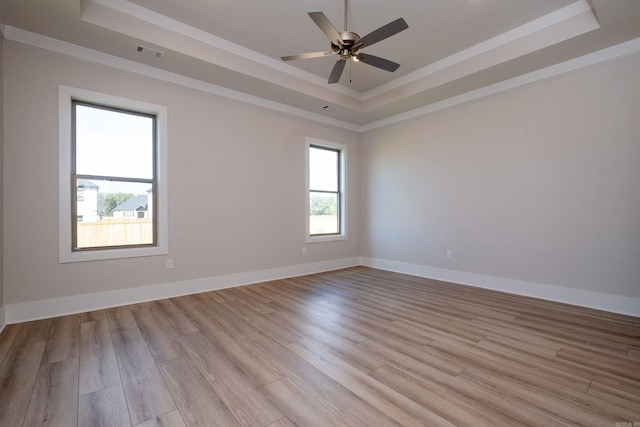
top-left (2, 41), bottom-right (360, 310)
top-left (361, 52), bottom-right (640, 301)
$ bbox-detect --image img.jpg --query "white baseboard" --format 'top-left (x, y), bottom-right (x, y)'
top-left (4, 256), bottom-right (638, 324)
top-left (361, 257), bottom-right (640, 317)
top-left (0, 306), bottom-right (6, 334)
top-left (5, 257), bottom-right (360, 324)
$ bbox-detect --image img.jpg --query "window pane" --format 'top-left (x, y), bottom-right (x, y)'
top-left (309, 192), bottom-right (338, 235)
top-left (75, 179), bottom-right (153, 248)
top-left (309, 146), bottom-right (338, 191)
top-left (75, 104), bottom-right (154, 179)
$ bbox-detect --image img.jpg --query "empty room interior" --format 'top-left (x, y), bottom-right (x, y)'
top-left (1, 0), bottom-right (639, 426)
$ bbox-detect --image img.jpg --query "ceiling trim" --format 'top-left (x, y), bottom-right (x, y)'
top-left (86, 0), bottom-right (360, 99)
top-left (363, 0), bottom-right (597, 101)
top-left (4, 25), bottom-right (639, 133)
top-left (82, 0), bottom-right (601, 117)
top-left (82, 0), bottom-right (363, 104)
top-left (361, 37), bottom-right (640, 132)
top-left (1, 25), bottom-right (360, 132)
top-left (362, 0), bottom-right (600, 112)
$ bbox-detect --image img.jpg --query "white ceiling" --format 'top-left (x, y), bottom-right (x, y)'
top-left (1, 0), bottom-right (640, 127)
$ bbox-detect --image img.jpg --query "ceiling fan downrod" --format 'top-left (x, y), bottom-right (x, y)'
top-left (344, 0), bottom-right (348, 32)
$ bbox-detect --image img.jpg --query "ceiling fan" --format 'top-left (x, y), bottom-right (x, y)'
top-left (281, 0), bottom-right (408, 84)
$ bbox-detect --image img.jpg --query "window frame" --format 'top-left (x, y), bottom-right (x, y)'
top-left (305, 138), bottom-right (347, 243)
top-left (72, 100), bottom-right (158, 251)
top-left (59, 86), bottom-right (168, 263)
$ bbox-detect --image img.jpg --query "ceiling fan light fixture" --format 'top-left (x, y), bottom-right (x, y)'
top-left (353, 54), bottom-right (361, 62)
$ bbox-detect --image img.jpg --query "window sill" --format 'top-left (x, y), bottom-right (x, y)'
top-left (59, 245), bottom-right (168, 263)
top-left (305, 234), bottom-right (348, 244)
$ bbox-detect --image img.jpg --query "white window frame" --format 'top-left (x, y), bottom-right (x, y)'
top-left (58, 85), bottom-right (168, 262)
top-left (305, 137), bottom-right (347, 243)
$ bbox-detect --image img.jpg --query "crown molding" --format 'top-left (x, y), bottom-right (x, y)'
top-left (83, 0), bottom-right (601, 117)
top-left (4, 26), bottom-right (639, 132)
top-left (82, 0), bottom-right (363, 103)
top-left (361, 37), bottom-right (640, 132)
top-left (363, 0), bottom-right (597, 101)
top-left (362, 0), bottom-right (600, 112)
top-left (3, 26), bottom-right (360, 132)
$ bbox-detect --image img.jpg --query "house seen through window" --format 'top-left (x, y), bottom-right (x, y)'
top-left (72, 101), bottom-right (157, 250)
top-left (308, 144), bottom-right (344, 237)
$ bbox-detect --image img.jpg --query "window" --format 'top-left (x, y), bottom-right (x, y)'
top-left (306, 138), bottom-right (346, 242)
top-left (73, 101), bottom-right (156, 249)
top-left (59, 86), bottom-right (168, 262)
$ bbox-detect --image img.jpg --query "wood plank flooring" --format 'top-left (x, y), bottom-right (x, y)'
top-left (1, 266), bottom-right (639, 426)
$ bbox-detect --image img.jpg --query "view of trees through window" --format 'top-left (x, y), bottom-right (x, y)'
top-left (309, 145), bottom-right (341, 235)
top-left (310, 193), bottom-right (337, 216)
top-left (99, 192), bottom-right (134, 217)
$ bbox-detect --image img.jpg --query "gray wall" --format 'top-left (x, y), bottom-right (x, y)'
top-left (0, 36), bottom-right (4, 314)
top-left (3, 38), bottom-right (639, 317)
top-left (2, 40), bottom-right (360, 305)
top-left (361, 53), bottom-right (640, 299)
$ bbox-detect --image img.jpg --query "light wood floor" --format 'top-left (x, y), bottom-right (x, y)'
top-left (1, 267), bottom-right (639, 426)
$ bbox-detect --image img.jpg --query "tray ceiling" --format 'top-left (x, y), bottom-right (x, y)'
top-left (1, 0), bottom-right (639, 127)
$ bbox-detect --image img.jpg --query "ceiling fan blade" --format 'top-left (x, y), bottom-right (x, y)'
top-left (281, 51), bottom-right (334, 61)
top-left (357, 53), bottom-right (400, 72)
top-left (353, 17), bottom-right (408, 49)
top-left (308, 12), bottom-right (343, 47)
top-left (328, 59), bottom-right (346, 84)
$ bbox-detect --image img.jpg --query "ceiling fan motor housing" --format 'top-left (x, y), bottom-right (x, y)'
top-left (338, 31), bottom-right (360, 58)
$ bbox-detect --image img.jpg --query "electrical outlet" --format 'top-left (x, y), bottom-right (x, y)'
top-left (302, 247), bottom-right (307, 255)
top-left (446, 251), bottom-right (453, 259)
top-left (166, 259), bottom-right (174, 269)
